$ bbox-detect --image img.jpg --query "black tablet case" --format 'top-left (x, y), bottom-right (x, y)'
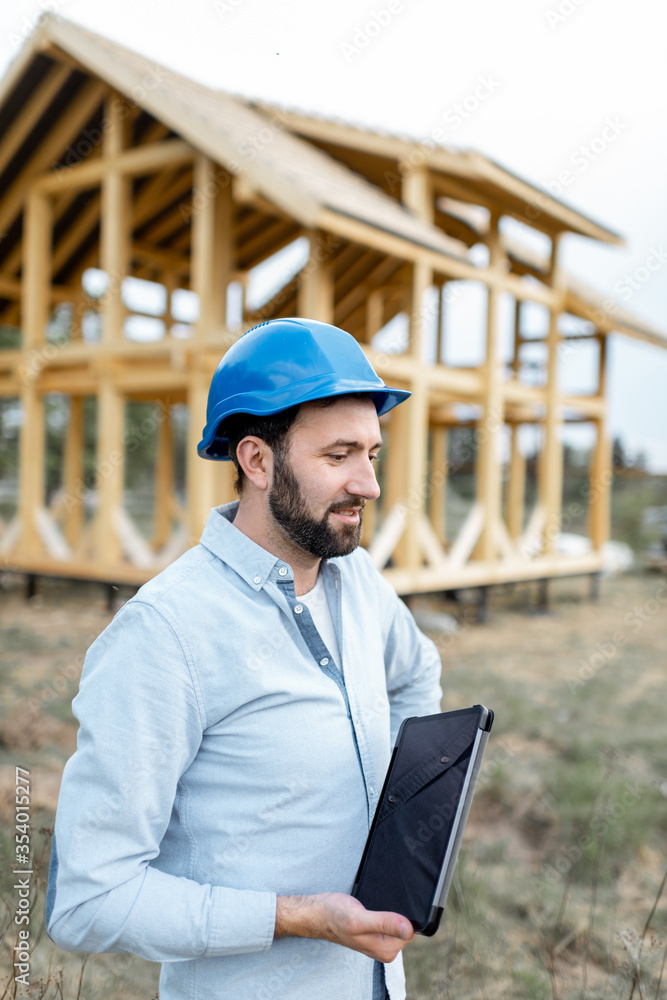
top-left (352, 705), bottom-right (493, 935)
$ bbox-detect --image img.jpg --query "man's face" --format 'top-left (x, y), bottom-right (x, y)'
top-left (267, 396), bottom-right (382, 559)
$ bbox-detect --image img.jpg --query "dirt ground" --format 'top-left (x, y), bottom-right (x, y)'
top-left (0, 570), bottom-right (666, 999)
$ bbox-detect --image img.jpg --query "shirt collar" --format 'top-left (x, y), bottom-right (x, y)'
top-left (200, 502), bottom-right (290, 591)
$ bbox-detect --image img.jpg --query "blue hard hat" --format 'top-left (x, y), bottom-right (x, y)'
top-left (198, 317), bottom-right (411, 460)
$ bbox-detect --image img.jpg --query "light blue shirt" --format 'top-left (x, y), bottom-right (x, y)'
top-left (47, 502), bottom-right (443, 1000)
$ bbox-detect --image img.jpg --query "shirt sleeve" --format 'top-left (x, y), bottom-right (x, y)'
top-left (371, 563), bottom-right (444, 746)
top-left (46, 600), bottom-right (277, 962)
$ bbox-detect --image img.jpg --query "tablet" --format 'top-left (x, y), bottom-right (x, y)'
top-left (351, 704), bottom-right (494, 935)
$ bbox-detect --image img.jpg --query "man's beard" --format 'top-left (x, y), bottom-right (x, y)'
top-left (268, 448), bottom-right (366, 559)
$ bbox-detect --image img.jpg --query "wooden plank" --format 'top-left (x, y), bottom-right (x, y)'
top-left (153, 407), bottom-right (174, 549)
top-left (589, 337), bottom-right (611, 550)
top-left (16, 385), bottom-right (45, 559)
top-left (336, 258), bottom-right (405, 329)
top-left (447, 502), bottom-right (484, 570)
top-left (382, 550), bottom-right (604, 595)
top-left (540, 234), bottom-right (565, 554)
top-left (428, 425), bottom-right (448, 543)
top-left (365, 289), bottom-right (384, 341)
top-left (416, 513), bottom-right (448, 567)
top-left (506, 424), bottom-right (526, 540)
top-left (95, 379), bottom-right (125, 566)
top-left (297, 230), bottom-right (334, 322)
top-left (318, 208), bottom-right (559, 308)
top-left (21, 190), bottom-right (52, 348)
top-left (186, 370), bottom-right (224, 542)
top-left (114, 508), bottom-right (156, 569)
top-left (62, 395), bottom-right (84, 546)
top-left (368, 501), bottom-right (407, 570)
top-left (34, 139), bottom-right (194, 192)
top-left (518, 503), bottom-right (546, 559)
top-left (191, 154), bottom-right (229, 337)
top-left (35, 507), bottom-right (72, 560)
top-left (100, 93), bottom-right (130, 344)
top-left (475, 214), bottom-right (504, 560)
top-left (0, 62), bottom-right (71, 178)
top-left (0, 79), bottom-right (108, 240)
top-left (402, 167), bottom-right (433, 224)
top-left (493, 514), bottom-right (519, 563)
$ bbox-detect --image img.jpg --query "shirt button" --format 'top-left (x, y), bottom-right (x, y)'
top-left (294, 605), bottom-right (303, 614)
top-left (320, 657), bottom-right (329, 666)
top-left (278, 567), bottom-right (288, 576)
top-left (253, 575), bottom-right (261, 585)
top-left (370, 786), bottom-right (375, 795)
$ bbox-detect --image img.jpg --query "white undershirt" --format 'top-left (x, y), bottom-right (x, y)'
top-left (298, 572), bottom-right (341, 670)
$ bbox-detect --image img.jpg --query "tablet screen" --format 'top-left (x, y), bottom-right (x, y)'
top-left (351, 705), bottom-right (492, 934)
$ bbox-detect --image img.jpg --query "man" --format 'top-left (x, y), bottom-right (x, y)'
top-left (47, 317), bottom-right (443, 1000)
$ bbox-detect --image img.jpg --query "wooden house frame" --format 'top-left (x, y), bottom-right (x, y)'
top-left (0, 15), bottom-right (665, 595)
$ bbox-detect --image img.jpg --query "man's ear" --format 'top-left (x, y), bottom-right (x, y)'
top-left (235, 436), bottom-right (272, 490)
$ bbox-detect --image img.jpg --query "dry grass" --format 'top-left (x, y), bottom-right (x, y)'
top-left (1, 571), bottom-right (666, 999)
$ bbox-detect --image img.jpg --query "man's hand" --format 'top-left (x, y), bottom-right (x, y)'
top-left (275, 892), bottom-right (414, 963)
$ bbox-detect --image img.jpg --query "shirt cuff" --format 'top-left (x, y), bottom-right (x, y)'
top-left (205, 887), bottom-right (277, 957)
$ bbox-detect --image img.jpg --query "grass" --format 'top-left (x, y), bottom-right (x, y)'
top-left (0, 572), bottom-right (666, 998)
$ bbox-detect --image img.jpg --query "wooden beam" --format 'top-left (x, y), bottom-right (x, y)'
top-left (402, 167), bottom-right (434, 224)
top-left (95, 379), bottom-right (124, 566)
top-left (507, 424), bottom-right (526, 540)
top-left (0, 62), bottom-right (71, 178)
top-left (317, 208), bottom-right (558, 308)
top-left (191, 153), bottom-right (232, 336)
top-left (297, 230), bottom-right (334, 322)
top-left (475, 214), bottom-right (505, 560)
top-left (428, 425), bottom-right (448, 543)
top-left (16, 384), bottom-right (45, 559)
top-left (21, 190), bottom-right (52, 348)
top-left (62, 395), bottom-right (84, 546)
top-left (100, 93), bottom-right (131, 343)
top-left (589, 336), bottom-right (611, 550)
top-left (153, 406), bottom-right (174, 549)
top-left (365, 289), bottom-right (384, 341)
top-left (33, 139), bottom-right (194, 193)
top-left (0, 79), bottom-right (108, 240)
top-left (540, 234), bottom-right (565, 554)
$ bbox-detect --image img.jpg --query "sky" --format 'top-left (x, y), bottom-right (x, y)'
top-left (2, 0), bottom-right (666, 469)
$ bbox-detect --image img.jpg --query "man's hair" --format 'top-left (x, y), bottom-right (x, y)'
top-left (221, 392), bottom-right (374, 494)
top-left (222, 405), bottom-right (301, 494)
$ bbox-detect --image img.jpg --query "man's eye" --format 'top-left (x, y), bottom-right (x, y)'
top-left (328, 454), bottom-right (346, 461)
top-left (370, 454), bottom-right (379, 463)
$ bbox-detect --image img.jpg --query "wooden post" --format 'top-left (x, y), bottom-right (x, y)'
top-left (100, 93), bottom-right (130, 344)
top-left (16, 188), bottom-right (51, 558)
top-left (540, 234), bottom-right (565, 554)
top-left (435, 283), bottom-right (445, 364)
top-left (17, 386), bottom-right (45, 559)
top-left (95, 379), bottom-right (124, 566)
top-left (404, 261), bottom-right (432, 568)
top-left (153, 405), bottom-right (174, 550)
top-left (186, 369), bottom-right (220, 542)
top-left (507, 424), bottom-right (526, 540)
top-left (62, 395), bottom-right (84, 547)
top-left (297, 230), bottom-right (334, 322)
top-left (429, 424), bottom-right (448, 543)
top-left (383, 397), bottom-right (410, 566)
top-left (365, 289), bottom-right (384, 342)
top-left (475, 214), bottom-right (504, 560)
top-left (589, 336), bottom-right (611, 550)
top-left (192, 155), bottom-right (231, 338)
top-left (401, 166), bottom-right (434, 224)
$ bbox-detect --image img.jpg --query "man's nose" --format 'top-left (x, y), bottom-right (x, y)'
top-left (347, 458), bottom-right (381, 501)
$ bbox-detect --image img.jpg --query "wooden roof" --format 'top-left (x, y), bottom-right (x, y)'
top-left (0, 14), bottom-right (664, 351)
top-left (249, 104), bottom-right (624, 245)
